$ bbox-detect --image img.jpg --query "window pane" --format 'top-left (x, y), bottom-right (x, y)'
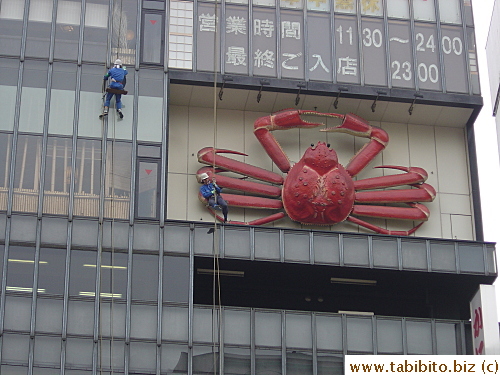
top-left (376, 318), bottom-right (403, 353)
top-left (0, 59), bottom-right (19, 131)
top-left (79, 64), bottom-right (105, 137)
top-left (105, 141), bottom-right (131, 219)
top-left (66, 338), bottom-right (94, 367)
top-left (36, 297), bottom-right (64, 333)
top-left (12, 135), bottom-right (42, 213)
top-left (163, 255), bottom-right (189, 302)
top-left (130, 303), bottom-right (157, 339)
top-left (100, 251), bottom-right (128, 297)
top-left (4, 296), bottom-right (32, 331)
top-left (82, 0), bottom-right (109, 62)
top-left (26, 0), bottom-right (53, 58)
top-left (38, 247), bottom-right (67, 295)
top-left (162, 344), bottom-right (189, 374)
top-left (6, 245), bottom-right (36, 293)
top-left (0, 133), bottom-right (12, 210)
top-left (67, 300), bottom-right (94, 335)
top-left (143, 12), bottom-right (163, 64)
top-left (73, 139), bottom-right (102, 217)
top-left (2, 334), bottom-right (30, 363)
top-left (224, 309), bottom-right (251, 345)
top-left (54, 0), bottom-right (81, 60)
top-left (346, 317), bottom-right (372, 353)
top-left (34, 336), bottom-right (61, 366)
top-left (43, 137), bottom-right (72, 215)
top-left (112, 0), bottom-right (137, 65)
top-left (0, 0), bottom-right (25, 56)
top-left (168, 0), bottom-right (193, 69)
top-left (387, 0), bottom-right (409, 18)
top-left (69, 250), bottom-right (97, 296)
top-left (137, 160), bottom-right (159, 218)
top-left (132, 253), bottom-right (159, 300)
top-left (413, 0), bottom-right (435, 21)
top-left (438, 0), bottom-right (461, 23)
top-left (406, 320), bottom-right (432, 354)
top-left (256, 349), bottom-right (281, 374)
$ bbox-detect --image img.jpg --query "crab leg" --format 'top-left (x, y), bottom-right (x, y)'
top-left (197, 167), bottom-right (282, 197)
top-left (355, 183), bottom-right (436, 203)
top-left (347, 216), bottom-right (424, 236)
top-left (254, 109), bottom-right (344, 173)
top-left (321, 114), bottom-right (389, 177)
top-left (198, 147), bottom-right (284, 185)
top-left (351, 203), bottom-right (430, 221)
top-left (354, 166), bottom-right (429, 190)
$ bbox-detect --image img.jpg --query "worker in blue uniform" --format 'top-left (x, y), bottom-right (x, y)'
top-left (102, 59), bottom-right (128, 119)
top-left (198, 172), bottom-right (229, 222)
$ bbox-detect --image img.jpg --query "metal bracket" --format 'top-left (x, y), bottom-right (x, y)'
top-left (218, 76), bottom-right (233, 101)
top-left (408, 92), bottom-right (424, 115)
top-left (257, 79), bottom-right (270, 103)
top-left (333, 86), bottom-right (348, 109)
top-left (295, 82), bottom-right (306, 106)
top-left (371, 90), bottom-right (387, 113)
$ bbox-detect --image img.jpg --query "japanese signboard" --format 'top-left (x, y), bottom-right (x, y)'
top-left (280, 10), bottom-right (304, 79)
top-left (253, 8), bottom-right (276, 77)
top-left (469, 285), bottom-right (500, 355)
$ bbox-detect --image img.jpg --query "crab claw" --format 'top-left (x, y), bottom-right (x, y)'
top-left (253, 109), bottom-right (344, 173)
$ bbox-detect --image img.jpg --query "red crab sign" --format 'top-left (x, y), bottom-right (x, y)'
top-left (196, 109), bottom-right (436, 235)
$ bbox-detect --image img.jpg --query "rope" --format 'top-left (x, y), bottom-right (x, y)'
top-left (210, 1), bottom-right (223, 374)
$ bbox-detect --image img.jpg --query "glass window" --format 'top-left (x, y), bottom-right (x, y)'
top-left (287, 351), bottom-right (313, 374)
top-left (73, 138), bottom-right (102, 217)
top-left (161, 344), bottom-right (189, 374)
top-left (136, 159), bottom-right (160, 219)
top-left (284, 231), bottom-right (309, 262)
top-left (112, 0), bottom-right (137, 65)
top-left (281, 0), bottom-right (303, 9)
top-left (256, 348), bottom-right (281, 374)
top-left (2, 334), bottom-right (30, 363)
top-left (105, 141), bottom-right (132, 219)
top-left (286, 313), bottom-right (312, 349)
top-left (38, 247), bottom-right (67, 295)
top-left (163, 255), bottom-right (189, 302)
top-left (0, 133), bottom-right (12, 211)
top-left (224, 309), bottom-right (251, 345)
top-left (316, 314), bottom-right (343, 351)
top-left (162, 306), bottom-right (189, 341)
top-left (0, 0), bottom-right (25, 56)
top-left (4, 296), bottom-right (32, 331)
top-left (138, 144), bottom-right (161, 158)
top-left (26, 0), bottom-right (54, 58)
top-left (54, 0), bottom-right (82, 60)
top-left (334, 0), bottom-right (356, 14)
top-left (79, 64), bottom-right (106, 137)
top-left (196, 3), bottom-right (221, 72)
top-left (413, 0), bottom-right (435, 21)
top-left (69, 250), bottom-right (98, 296)
top-left (376, 318), bottom-right (403, 353)
top-left (35, 297), bottom-right (64, 333)
top-left (458, 243), bottom-right (485, 273)
top-left (168, 0), bottom-right (193, 70)
top-left (138, 70), bottom-right (163, 141)
top-left (6, 245), bottom-right (36, 293)
top-left (334, 15), bottom-right (359, 85)
top-left (255, 311), bottom-right (281, 347)
top-left (132, 253), bottom-right (159, 301)
top-left (346, 316), bottom-right (372, 352)
top-left (43, 137), bottom-right (72, 215)
top-left (142, 11), bottom-right (164, 64)
top-left (0, 56), bottom-right (20, 131)
top-left (436, 322), bottom-right (459, 354)
top-left (401, 239), bottom-right (427, 270)
top-left (34, 336), bottom-right (61, 367)
top-left (386, 0), bottom-right (409, 19)
top-left (438, 0), bottom-right (461, 24)
top-left (65, 338), bottom-right (94, 367)
top-left (406, 320), bottom-right (432, 354)
top-left (226, 348), bottom-right (251, 374)
top-left (130, 303), bottom-right (157, 338)
top-left (430, 241), bottom-right (455, 271)
top-left (318, 353), bottom-right (344, 375)
top-left (100, 251), bottom-right (128, 298)
top-left (467, 27), bottom-right (480, 95)
top-left (19, 61), bottom-right (49, 133)
top-left (343, 235), bottom-right (369, 265)
top-left (82, 0), bottom-right (109, 62)
top-left (193, 308), bottom-right (219, 343)
top-left (360, 0), bottom-right (382, 16)
top-left (129, 342), bottom-right (157, 372)
top-left (67, 300), bottom-right (94, 335)
top-left (98, 339), bottom-right (126, 371)
top-left (49, 63), bottom-right (77, 135)
top-left (307, 0), bottom-right (329, 11)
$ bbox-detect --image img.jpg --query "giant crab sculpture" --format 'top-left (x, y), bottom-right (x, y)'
top-left (196, 109), bottom-right (436, 235)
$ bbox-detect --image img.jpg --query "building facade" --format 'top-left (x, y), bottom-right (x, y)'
top-left (0, 0), bottom-right (496, 374)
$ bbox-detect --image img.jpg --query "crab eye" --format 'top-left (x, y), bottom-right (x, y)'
top-left (311, 143), bottom-right (314, 147)
top-left (327, 143), bottom-right (331, 148)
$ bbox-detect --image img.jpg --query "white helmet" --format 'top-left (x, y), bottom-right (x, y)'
top-left (197, 172), bottom-right (210, 183)
top-left (114, 59), bottom-right (122, 66)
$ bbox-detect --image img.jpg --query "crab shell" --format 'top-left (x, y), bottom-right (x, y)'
top-left (282, 142), bottom-right (355, 224)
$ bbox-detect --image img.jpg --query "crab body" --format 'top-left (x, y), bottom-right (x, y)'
top-left (283, 143), bottom-right (354, 224)
top-left (196, 109), bottom-right (436, 236)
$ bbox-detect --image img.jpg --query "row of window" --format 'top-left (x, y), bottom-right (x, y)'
top-left (0, 133), bottom-right (162, 220)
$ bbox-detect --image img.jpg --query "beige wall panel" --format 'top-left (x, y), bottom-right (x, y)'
top-left (381, 102), bottom-right (412, 124)
top-left (440, 213), bottom-right (453, 239)
top-left (380, 122), bottom-right (410, 168)
top-left (435, 107), bottom-right (473, 128)
top-left (411, 199), bottom-right (442, 238)
top-left (356, 100), bottom-right (389, 123)
top-left (408, 124), bottom-right (438, 191)
top-left (170, 85), bottom-right (193, 106)
top-left (435, 127), bottom-right (469, 195)
top-left (407, 105), bottom-right (441, 126)
top-left (167, 173), bottom-right (188, 220)
top-left (328, 98), bottom-right (361, 116)
top-left (215, 109), bottom-right (245, 163)
top-left (217, 89), bottom-right (250, 110)
top-left (168, 105), bottom-right (189, 174)
top-left (272, 93), bottom-right (302, 112)
top-left (245, 91), bottom-right (277, 112)
top-left (189, 86), bottom-right (214, 108)
top-left (188, 107), bottom-right (217, 174)
top-left (450, 214), bottom-right (474, 240)
top-left (439, 193), bottom-right (472, 215)
top-left (301, 95), bottom-right (334, 113)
